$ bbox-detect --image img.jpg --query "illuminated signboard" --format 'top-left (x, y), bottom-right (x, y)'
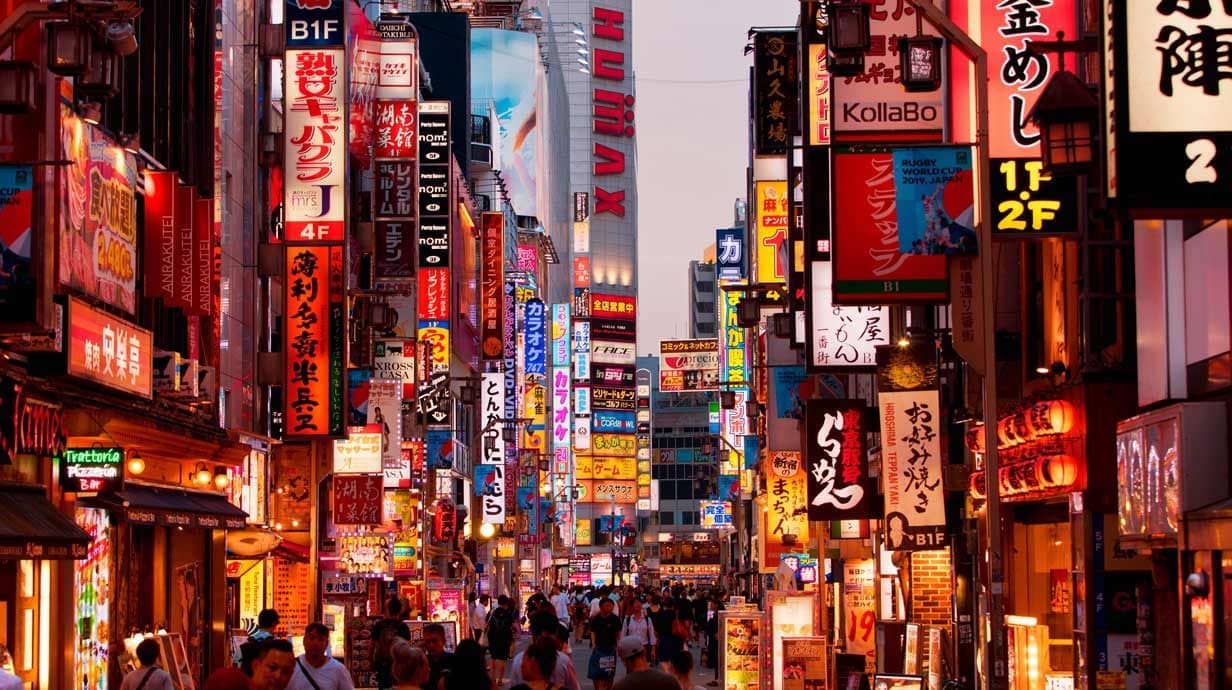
top-left (66, 297), bottom-right (153, 398)
top-left (284, 48), bottom-right (347, 242)
top-left (481, 212), bottom-right (504, 360)
top-left (755, 181), bottom-right (788, 284)
top-left (283, 245), bottom-right (345, 437)
top-left (752, 31), bottom-right (797, 157)
top-left (990, 159), bottom-right (1078, 237)
top-left (699, 500), bottom-right (733, 529)
top-left (59, 447), bottom-right (122, 493)
top-left (659, 339), bottom-right (719, 393)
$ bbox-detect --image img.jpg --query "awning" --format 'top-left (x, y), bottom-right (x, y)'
top-left (89, 484), bottom-right (248, 530)
top-left (0, 482), bottom-right (91, 559)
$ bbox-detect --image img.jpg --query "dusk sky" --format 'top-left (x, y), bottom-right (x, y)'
top-left (633, 0), bottom-right (798, 355)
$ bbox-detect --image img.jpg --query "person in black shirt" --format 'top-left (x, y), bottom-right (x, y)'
top-left (587, 598), bottom-right (622, 690)
top-left (420, 623), bottom-right (452, 690)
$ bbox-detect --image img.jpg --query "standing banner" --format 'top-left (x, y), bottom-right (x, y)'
top-left (781, 637), bottom-right (828, 690)
top-left (719, 611), bottom-right (763, 690)
top-left (877, 343), bottom-right (945, 550)
top-left (764, 593), bottom-right (818, 690)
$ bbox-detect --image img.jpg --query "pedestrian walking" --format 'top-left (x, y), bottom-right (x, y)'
top-left (619, 599), bottom-right (657, 665)
top-left (485, 595), bottom-right (517, 685)
top-left (442, 640), bottom-right (492, 690)
top-left (468, 593), bottom-right (488, 643)
top-left (611, 638), bottom-right (678, 690)
top-left (120, 638), bottom-right (175, 690)
top-left (669, 650), bottom-right (707, 690)
top-left (508, 612), bottom-right (580, 690)
top-left (248, 639), bottom-right (296, 690)
top-left (390, 641), bottom-right (430, 690)
top-left (587, 597), bottom-right (622, 690)
top-left (287, 623), bottom-right (353, 690)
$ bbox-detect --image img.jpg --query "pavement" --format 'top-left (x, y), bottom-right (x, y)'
top-left (494, 633), bottom-right (711, 690)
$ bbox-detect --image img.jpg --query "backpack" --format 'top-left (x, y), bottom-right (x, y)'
top-left (488, 607), bottom-right (514, 640)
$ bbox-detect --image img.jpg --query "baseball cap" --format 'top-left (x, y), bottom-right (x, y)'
top-left (617, 636), bottom-right (645, 660)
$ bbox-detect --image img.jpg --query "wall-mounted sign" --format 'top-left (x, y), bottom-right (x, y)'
top-left (990, 159), bottom-right (1078, 236)
top-left (374, 100), bottom-right (417, 159)
top-left (66, 297), bottom-right (153, 398)
top-left (59, 447), bottom-right (122, 493)
top-left (755, 181), bottom-right (789, 285)
top-left (589, 293), bottom-right (636, 321)
top-left (590, 386), bottom-right (636, 411)
top-left (762, 451), bottom-right (809, 571)
top-left (805, 400), bottom-right (876, 520)
top-left (700, 500), bottom-right (733, 529)
top-left (333, 431), bottom-right (382, 473)
top-left (809, 261), bottom-right (889, 368)
top-left (333, 474), bottom-right (383, 525)
top-left (0, 379), bottom-right (66, 462)
top-left (659, 339), bottom-right (720, 392)
top-left (806, 42), bottom-right (831, 147)
top-left (591, 341), bottom-right (635, 366)
top-left (283, 245), bottom-right (344, 436)
top-left (475, 464), bottom-right (506, 525)
top-left (1107, 2), bottom-right (1232, 208)
top-left (752, 30), bottom-right (798, 156)
top-left (524, 299), bottom-right (547, 376)
top-left (284, 0), bottom-right (344, 49)
top-left (417, 102), bottom-right (451, 267)
top-left (831, 150), bottom-right (947, 303)
top-left (716, 227), bottom-right (745, 281)
top-left (284, 48), bottom-right (347, 241)
top-left (480, 212), bottom-right (504, 360)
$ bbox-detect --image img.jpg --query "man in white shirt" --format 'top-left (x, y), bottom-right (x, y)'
top-left (120, 639), bottom-right (174, 690)
top-left (288, 623), bottom-right (354, 690)
top-left (469, 594), bottom-right (489, 642)
top-left (550, 585), bottom-right (572, 627)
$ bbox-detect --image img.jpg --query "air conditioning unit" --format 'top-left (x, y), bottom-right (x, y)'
top-left (153, 350), bottom-right (183, 393)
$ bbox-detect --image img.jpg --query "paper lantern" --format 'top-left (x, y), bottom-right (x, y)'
top-left (1026, 400), bottom-right (1076, 438)
top-left (966, 425), bottom-right (985, 454)
top-left (1036, 454), bottom-right (1081, 489)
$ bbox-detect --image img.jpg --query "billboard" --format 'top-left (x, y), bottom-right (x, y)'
top-left (716, 227), bottom-right (745, 281)
top-left (59, 107), bottom-right (139, 312)
top-left (480, 212), bottom-right (504, 360)
top-left (66, 297), bottom-right (153, 398)
top-left (831, 149), bottom-right (947, 303)
top-left (804, 400), bottom-right (876, 520)
top-left (659, 339), bottom-right (720, 393)
top-left (471, 29), bottom-right (540, 217)
top-left (809, 261), bottom-right (889, 368)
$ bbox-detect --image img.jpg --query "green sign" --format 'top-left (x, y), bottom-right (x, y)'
top-left (59, 447), bottom-right (123, 493)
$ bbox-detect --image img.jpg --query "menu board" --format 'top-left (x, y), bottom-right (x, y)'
top-left (782, 637), bottom-right (828, 690)
top-left (272, 559), bottom-right (311, 635)
top-left (843, 559), bottom-right (877, 662)
top-left (345, 615), bottom-right (383, 688)
top-left (721, 611), bottom-right (763, 690)
top-left (404, 620), bottom-right (459, 652)
top-left (766, 594), bottom-right (819, 690)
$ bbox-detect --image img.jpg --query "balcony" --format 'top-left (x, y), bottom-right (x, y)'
top-left (470, 113), bottom-right (493, 168)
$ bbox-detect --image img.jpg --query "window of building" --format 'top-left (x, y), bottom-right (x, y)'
top-left (681, 511), bottom-right (699, 525)
top-left (659, 511), bottom-right (675, 526)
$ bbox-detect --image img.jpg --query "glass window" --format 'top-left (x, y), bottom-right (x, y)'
top-left (659, 511), bottom-right (675, 526)
top-left (660, 481), bottom-right (677, 500)
top-left (681, 511), bottom-right (699, 525)
top-left (677, 480), bottom-right (694, 500)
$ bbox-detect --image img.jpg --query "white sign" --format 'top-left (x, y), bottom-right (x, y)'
top-left (377, 38), bottom-right (417, 99)
top-left (1127, 3), bottom-right (1232, 133)
top-left (879, 390), bottom-right (946, 550)
top-left (810, 261), bottom-right (889, 367)
top-left (334, 432), bottom-right (382, 473)
top-left (591, 340), bottom-right (636, 365)
top-left (832, 9), bottom-right (943, 133)
top-left (573, 220), bottom-right (590, 253)
top-left (373, 339), bottom-right (415, 395)
top-left (480, 372), bottom-right (505, 465)
top-left (284, 48), bottom-right (347, 241)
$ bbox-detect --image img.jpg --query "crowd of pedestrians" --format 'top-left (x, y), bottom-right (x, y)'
top-left (106, 583), bottom-right (726, 690)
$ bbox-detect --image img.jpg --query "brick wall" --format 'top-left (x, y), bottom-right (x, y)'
top-left (910, 548), bottom-right (954, 626)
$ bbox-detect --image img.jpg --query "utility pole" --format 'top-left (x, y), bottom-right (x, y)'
top-left (898, 3), bottom-right (1005, 688)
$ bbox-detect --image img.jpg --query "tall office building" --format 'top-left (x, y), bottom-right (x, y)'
top-left (687, 261), bottom-right (718, 339)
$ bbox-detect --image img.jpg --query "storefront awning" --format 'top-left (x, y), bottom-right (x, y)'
top-left (90, 484), bottom-right (248, 530)
top-left (0, 482), bottom-right (91, 559)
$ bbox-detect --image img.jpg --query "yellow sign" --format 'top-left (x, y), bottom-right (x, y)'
top-left (760, 453), bottom-right (809, 573)
top-left (584, 479), bottom-right (637, 504)
top-left (575, 521), bottom-right (592, 546)
top-left (576, 455), bottom-right (636, 480)
top-left (591, 433), bottom-right (636, 457)
top-left (755, 181), bottom-right (788, 284)
top-left (522, 383), bottom-right (546, 451)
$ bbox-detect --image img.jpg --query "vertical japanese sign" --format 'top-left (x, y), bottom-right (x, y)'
top-left (752, 30), bottom-right (798, 156)
top-left (716, 227), bottom-right (745, 281)
top-left (877, 343), bottom-right (945, 550)
top-left (761, 451), bottom-right (809, 572)
top-left (284, 0), bottom-right (347, 242)
top-left (475, 464), bottom-right (505, 525)
top-left (755, 181), bottom-right (789, 285)
top-left (719, 284), bottom-right (749, 478)
top-left (551, 369), bottom-right (571, 474)
top-left (417, 101), bottom-right (451, 315)
top-left (284, 245), bottom-right (345, 437)
top-left (479, 371), bottom-right (506, 525)
top-left (503, 280), bottom-right (519, 518)
top-left (372, 29), bottom-right (418, 285)
top-left (831, 149), bottom-right (947, 303)
top-left (481, 212), bottom-right (504, 360)
top-left (805, 400), bottom-right (876, 520)
top-left (523, 299), bottom-right (547, 377)
top-left (809, 261), bottom-right (889, 368)
top-left (142, 170), bottom-right (178, 305)
top-left (806, 42), bottom-right (831, 147)
top-left (551, 304), bottom-right (571, 367)
top-left (842, 559), bottom-right (877, 660)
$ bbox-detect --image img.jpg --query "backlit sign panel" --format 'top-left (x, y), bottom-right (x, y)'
top-left (67, 297), bottom-right (153, 398)
top-left (284, 48), bottom-right (347, 241)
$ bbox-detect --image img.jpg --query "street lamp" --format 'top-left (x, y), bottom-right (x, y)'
top-left (827, 1), bottom-right (871, 53)
top-left (899, 35), bottom-right (944, 92)
top-left (1030, 70), bottom-right (1100, 174)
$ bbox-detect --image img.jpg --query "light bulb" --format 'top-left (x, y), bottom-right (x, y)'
top-left (127, 455), bottom-right (145, 475)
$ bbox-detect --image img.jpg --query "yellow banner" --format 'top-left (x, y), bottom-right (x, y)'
top-left (575, 455), bottom-right (636, 480)
top-left (591, 433), bottom-right (636, 457)
top-left (760, 451), bottom-right (809, 572)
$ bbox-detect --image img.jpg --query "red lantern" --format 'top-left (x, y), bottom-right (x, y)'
top-left (432, 498), bottom-right (456, 543)
top-left (965, 425), bottom-right (986, 454)
top-left (1036, 454), bottom-right (1081, 489)
top-left (1025, 400), bottom-right (1076, 438)
top-left (970, 471), bottom-right (986, 500)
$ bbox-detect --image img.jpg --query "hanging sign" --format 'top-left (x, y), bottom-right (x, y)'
top-left (283, 48), bottom-right (347, 241)
top-left (333, 474), bottom-right (383, 525)
top-left (481, 212), bottom-right (504, 360)
top-left (805, 400), bottom-right (876, 520)
top-left (809, 261), bottom-right (889, 368)
top-left (283, 245), bottom-right (345, 436)
top-left (752, 30), bottom-right (798, 156)
top-left (59, 447), bottom-right (123, 493)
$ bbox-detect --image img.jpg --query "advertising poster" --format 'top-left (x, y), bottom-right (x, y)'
top-left (831, 150), bottom-right (947, 303)
top-left (755, 180), bottom-right (789, 285)
top-left (781, 636), bottom-right (828, 690)
top-left (721, 611), bottom-right (763, 690)
top-left (470, 29), bottom-right (539, 217)
top-left (60, 106), bottom-right (139, 313)
top-left (843, 559), bottom-right (877, 661)
top-left (283, 245), bottom-right (345, 436)
top-left (0, 165), bottom-right (34, 314)
top-left (337, 534), bottom-right (392, 576)
top-left (367, 380), bottom-right (402, 472)
top-left (893, 146), bottom-right (976, 256)
top-left (283, 48), bottom-right (347, 242)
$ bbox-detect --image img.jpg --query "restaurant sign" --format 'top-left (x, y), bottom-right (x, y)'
top-left (59, 447), bottom-right (123, 493)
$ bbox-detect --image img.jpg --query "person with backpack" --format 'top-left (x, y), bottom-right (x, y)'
top-left (618, 598), bottom-right (657, 665)
top-left (287, 623), bottom-right (353, 690)
top-left (485, 595), bottom-right (517, 685)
